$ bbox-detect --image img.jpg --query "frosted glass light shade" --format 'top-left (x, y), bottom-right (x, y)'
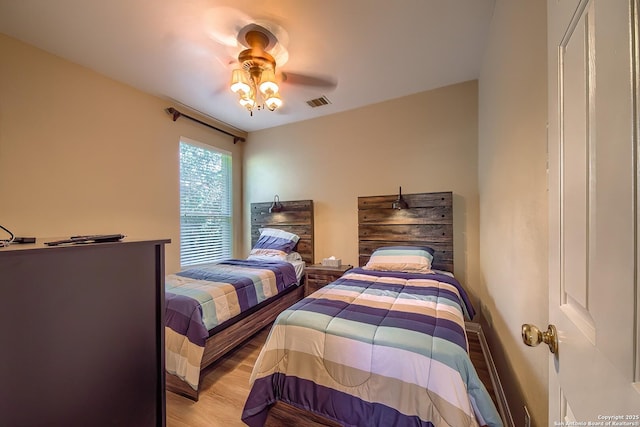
top-left (265, 93), bottom-right (282, 110)
top-left (230, 69), bottom-right (250, 94)
top-left (239, 95), bottom-right (255, 109)
top-left (259, 69), bottom-right (279, 95)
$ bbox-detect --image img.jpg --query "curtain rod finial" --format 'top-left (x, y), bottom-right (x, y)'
top-left (165, 107), bottom-right (180, 122)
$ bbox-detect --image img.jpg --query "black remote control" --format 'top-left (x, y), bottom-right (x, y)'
top-left (45, 234), bottom-right (125, 246)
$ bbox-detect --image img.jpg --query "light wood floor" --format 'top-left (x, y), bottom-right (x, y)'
top-left (166, 328), bottom-right (267, 427)
top-left (166, 326), bottom-right (497, 427)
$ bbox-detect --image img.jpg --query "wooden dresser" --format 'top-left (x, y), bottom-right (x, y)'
top-left (0, 238), bottom-right (170, 427)
top-left (304, 263), bottom-right (353, 296)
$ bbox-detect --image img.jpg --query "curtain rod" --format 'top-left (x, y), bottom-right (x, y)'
top-left (165, 107), bottom-right (246, 144)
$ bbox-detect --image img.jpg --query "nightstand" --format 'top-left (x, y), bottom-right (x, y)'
top-left (304, 263), bottom-right (353, 296)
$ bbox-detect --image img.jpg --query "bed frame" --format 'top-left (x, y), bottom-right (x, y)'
top-left (263, 191), bottom-right (511, 426)
top-left (165, 199), bottom-right (314, 401)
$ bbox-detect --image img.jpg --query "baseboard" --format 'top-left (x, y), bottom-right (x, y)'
top-left (466, 322), bottom-right (515, 427)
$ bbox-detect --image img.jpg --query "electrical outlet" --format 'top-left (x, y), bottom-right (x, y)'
top-left (524, 405), bottom-right (531, 427)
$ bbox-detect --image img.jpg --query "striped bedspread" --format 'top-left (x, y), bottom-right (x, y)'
top-left (242, 268), bottom-right (502, 427)
top-left (165, 259), bottom-right (298, 391)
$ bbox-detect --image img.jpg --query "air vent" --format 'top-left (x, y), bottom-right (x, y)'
top-left (306, 96), bottom-right (331, 108)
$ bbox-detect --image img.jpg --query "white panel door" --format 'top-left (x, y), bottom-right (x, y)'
top-left (547, 0), bottom-right (640, 423)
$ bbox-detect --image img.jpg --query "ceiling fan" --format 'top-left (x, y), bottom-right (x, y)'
top-left (204, 9), bottom-right (336, 113)
top-left (229, 23), bottom-right (283, 113)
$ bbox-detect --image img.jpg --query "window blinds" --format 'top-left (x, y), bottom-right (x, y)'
top-left (179, 141), bottom-right (232, 267)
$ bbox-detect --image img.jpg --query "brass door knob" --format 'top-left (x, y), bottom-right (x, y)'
top-left (521, 323), bottom-right (558, 354)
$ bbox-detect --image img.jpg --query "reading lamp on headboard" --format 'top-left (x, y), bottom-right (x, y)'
top-left (269, 195), bottom-right (284, 213)
top-left (392, 186), bottom-right (409, 210)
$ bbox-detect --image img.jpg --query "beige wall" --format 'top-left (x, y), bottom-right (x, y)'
top-left (478, 1), bottom-right (548, 426)
top-left (243, 81), bottom-right (481, 302)
top-left (0, 34), bottom-right (245, 274)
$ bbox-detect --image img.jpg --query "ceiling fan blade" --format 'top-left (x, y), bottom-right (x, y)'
top-left (213, 82), bottom-right (229, 96)
top-left (281, 72), bottom-right (337, 89)
top-left (203, 6), bottom-right (252, 47)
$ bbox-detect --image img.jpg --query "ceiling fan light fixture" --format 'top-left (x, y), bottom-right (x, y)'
top-left (230, 69), bottom-right (251, 94)
top-left (258, 69), bottom-right (279, 95)
top-left (264, 92), bottom-right (282, 111)
top-left (229, 24), bottom-right (284, 115)
top-left (239, 94), bottom-right (256, 110)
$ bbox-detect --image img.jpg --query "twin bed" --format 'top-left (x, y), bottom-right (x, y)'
top-left (164, 193), bottom-right (504, 427)
top-left (165, 199), bottom-right (314, 400)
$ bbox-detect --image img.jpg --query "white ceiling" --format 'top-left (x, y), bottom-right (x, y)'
top-left (0, 0), bottom-right (495, 133)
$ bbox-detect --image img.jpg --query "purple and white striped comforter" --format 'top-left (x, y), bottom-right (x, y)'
top-left (165, 259), bottom-right (298, 391)
top-left (242, 268), bottom-right (502, 427)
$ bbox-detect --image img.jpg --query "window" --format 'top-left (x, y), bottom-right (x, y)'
top-left (179, 139), bottom-right (232, 267)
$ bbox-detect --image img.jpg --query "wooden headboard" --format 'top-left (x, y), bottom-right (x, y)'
top-left (358, 191), bottom-right (453, 272)
top-left (250, 199), bottom-right (314, 265)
